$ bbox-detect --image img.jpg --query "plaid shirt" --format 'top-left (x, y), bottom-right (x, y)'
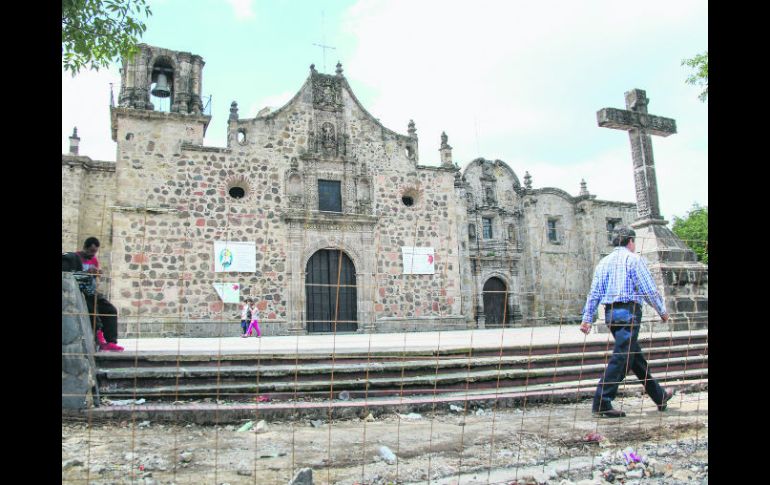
top-left (581, 247), bottom-right (667, 323)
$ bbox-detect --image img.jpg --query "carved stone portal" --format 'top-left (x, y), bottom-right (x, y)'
top-left (312, 73), bottom-right (343, 112)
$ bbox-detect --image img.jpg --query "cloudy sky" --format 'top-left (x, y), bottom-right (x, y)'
top-left (62, 0), bottom-right (707, 220)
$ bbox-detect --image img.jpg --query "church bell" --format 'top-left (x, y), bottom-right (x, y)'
top-left (151, 72), bottom-right (172, 98)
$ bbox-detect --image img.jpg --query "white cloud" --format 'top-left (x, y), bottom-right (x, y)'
top-left (62, 68), bottom-right (121, 161)
top-left (341, 0), bottom-right (708, 219)
top-left (246, 91), bottom-right (296, 117)
top-left (225, 0), bottom-right (255, 20)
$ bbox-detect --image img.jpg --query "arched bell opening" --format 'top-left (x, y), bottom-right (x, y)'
top-left (305, 249), bottom-right (358, 333)
top-left (150, 58), bottom-right (174, 113)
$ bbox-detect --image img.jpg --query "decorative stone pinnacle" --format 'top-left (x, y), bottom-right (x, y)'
top-left (580, 179), bottom-right (589, 196)
top-left (408, 120), bottom-right (416, 137)
top-left (69, 126), bottom-right (80, 155)
top-left (310, 64), bottom-right (317, 73)
top-left (229, 101), bottom-right (239, 121)
top-left (335, 62), bottom-right (343, 76)
top-left (440, 131), bottom-right (450, 149)
top-left (524, 171), bottom-right (532, 189)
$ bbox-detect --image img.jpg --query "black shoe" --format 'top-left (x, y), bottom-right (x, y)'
top-left (594, 409), bottom-right (626, 418)
top-left (658, 388), bottom-right (675, 411)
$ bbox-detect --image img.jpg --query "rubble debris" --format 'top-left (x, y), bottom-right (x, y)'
top-left (237, 421), bottom-right (253, 432)
top-left (378, 446), bottom-right (397, 464)
top-left (288, 467), bottom-right (313, 485)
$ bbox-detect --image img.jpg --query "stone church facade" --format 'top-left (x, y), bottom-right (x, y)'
top-left (62, 44), bottom-right (644, 337)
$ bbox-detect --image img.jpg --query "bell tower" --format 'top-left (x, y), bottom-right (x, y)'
top-left (118, 44), bottom-right (205, 115)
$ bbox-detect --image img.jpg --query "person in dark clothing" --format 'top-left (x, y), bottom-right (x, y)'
top-left (65, 237), bottom-right (124, 352)
top-left (580, 226), bottom-right (674, 417)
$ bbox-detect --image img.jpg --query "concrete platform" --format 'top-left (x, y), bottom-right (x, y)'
top-left (115, 327), bottom-right (708, 355)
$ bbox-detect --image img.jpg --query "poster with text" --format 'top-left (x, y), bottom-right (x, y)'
top-left (402, 247), bottom-right (435, 274)
top-left (214, 241), bottom-right (257, 272)
top-left (213, 282), bottom-right (241, 303)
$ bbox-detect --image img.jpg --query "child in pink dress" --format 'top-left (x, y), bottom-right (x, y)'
top-left (243, 301), bottom-right (261, 338)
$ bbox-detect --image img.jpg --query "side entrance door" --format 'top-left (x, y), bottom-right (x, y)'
top-left (483, 277), bottom-right (509, 327)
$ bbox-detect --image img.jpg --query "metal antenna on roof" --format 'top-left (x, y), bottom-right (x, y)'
top-left (312, 10), bottom-right (336, 73)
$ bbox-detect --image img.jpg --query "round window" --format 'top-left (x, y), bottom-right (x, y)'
top-left (229, 186), bottom-right (245, 199)
top-left (237, 129), bottom-right (247, 145)
top-left (401, 187), bottom-right (420, 207)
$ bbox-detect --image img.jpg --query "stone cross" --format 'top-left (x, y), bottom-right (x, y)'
top-left (597, 89), bottom-right (676, 222)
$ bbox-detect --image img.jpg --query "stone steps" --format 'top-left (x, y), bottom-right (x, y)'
top-left (80, 376), bottom-right (709, 424)
top-left (98, 343), bottom-right (706, 380)
top-left (97, 353), bottom-right (707, 399)
top-left (95, 333), bottom-right (707, 367)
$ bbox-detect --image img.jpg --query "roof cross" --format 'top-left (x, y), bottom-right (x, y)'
top-left (312, 42), bottom-right (336, 73)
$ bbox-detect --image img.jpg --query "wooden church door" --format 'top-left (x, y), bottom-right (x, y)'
top-left (305, 249), bottom-right (358, 333)
top-left (483, 277), bottom-right (509, 327)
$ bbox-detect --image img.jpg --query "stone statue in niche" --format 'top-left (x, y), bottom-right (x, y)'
top-left (485, 187), bottom-right (496, 205)
top-left (358, 187), bottom-right (372, 213)
top-left (321, 122), bottom-right (336, 154)
top-left (287, 172), bottom-right (303, 208)
top-left (482, 161), bottom-right (495, 180)
top-left (308, 130), bottom-right (317, 153)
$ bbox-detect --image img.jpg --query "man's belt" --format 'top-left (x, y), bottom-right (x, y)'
top-left (605, 301), bottom-right (637, 309)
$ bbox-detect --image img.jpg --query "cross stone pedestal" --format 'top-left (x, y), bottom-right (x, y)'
top-left (631, 220), bottom-right (708, 331)
top-left (597, 89), bottom-right (708, 332)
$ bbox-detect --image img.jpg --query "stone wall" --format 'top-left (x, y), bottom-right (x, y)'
top-left (518, 189), bottom-right (638, 323)
top-left (62, 156), bottom-right (117, 292)
top-left (62, 273), bottom-right (98, 409)
top-left (62, 160), bottom-right (83, 251)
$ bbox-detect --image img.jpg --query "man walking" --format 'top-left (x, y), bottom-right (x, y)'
top-left (580, 226), bottom-right (674, 417)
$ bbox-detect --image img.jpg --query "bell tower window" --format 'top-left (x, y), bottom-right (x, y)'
top-left (150, 59), bottom-right (174, 112)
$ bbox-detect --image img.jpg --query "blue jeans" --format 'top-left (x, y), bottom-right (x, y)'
top-left (592, 303), bottom-right (665, 412)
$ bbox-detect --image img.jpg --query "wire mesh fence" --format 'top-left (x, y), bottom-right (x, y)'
top-left (62, 190), bottom-right (708, 484)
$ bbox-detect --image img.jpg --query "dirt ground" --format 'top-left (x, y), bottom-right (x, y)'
top-left (62, 391), bottom-right (708, 485)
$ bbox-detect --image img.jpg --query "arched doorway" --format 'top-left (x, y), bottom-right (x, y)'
top-left (305, 249), bottom-right (357, 333)
top-left (483, 277), bottom-right (509, 327)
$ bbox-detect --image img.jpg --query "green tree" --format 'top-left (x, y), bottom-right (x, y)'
top-left (672, 203), bottom-right (708, 264)
top-left (682, 51), bottom-right (708, 102)
top-left (62, 0), bottom-right (152, 75)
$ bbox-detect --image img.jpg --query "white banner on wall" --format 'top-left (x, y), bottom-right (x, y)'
top-left (402, 247), bottom-right (435, 274)
top-left (213, 241), bottom-right (257, 273)
top-left (213, 282), bottom-right (241, 303)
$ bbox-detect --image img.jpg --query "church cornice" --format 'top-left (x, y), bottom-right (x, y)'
top-left (281, 209), bottom-right (379, 230)
top-left (416, 164), bottom-right (458, 173)
top-left (181, 143), bottom-right (232, 154)
top-left (110, 107), bottom-right (211, 141)
top-left (591, 199), bottom-right (636, 209)
top-left (62, 155), bottom-right (116, 172)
